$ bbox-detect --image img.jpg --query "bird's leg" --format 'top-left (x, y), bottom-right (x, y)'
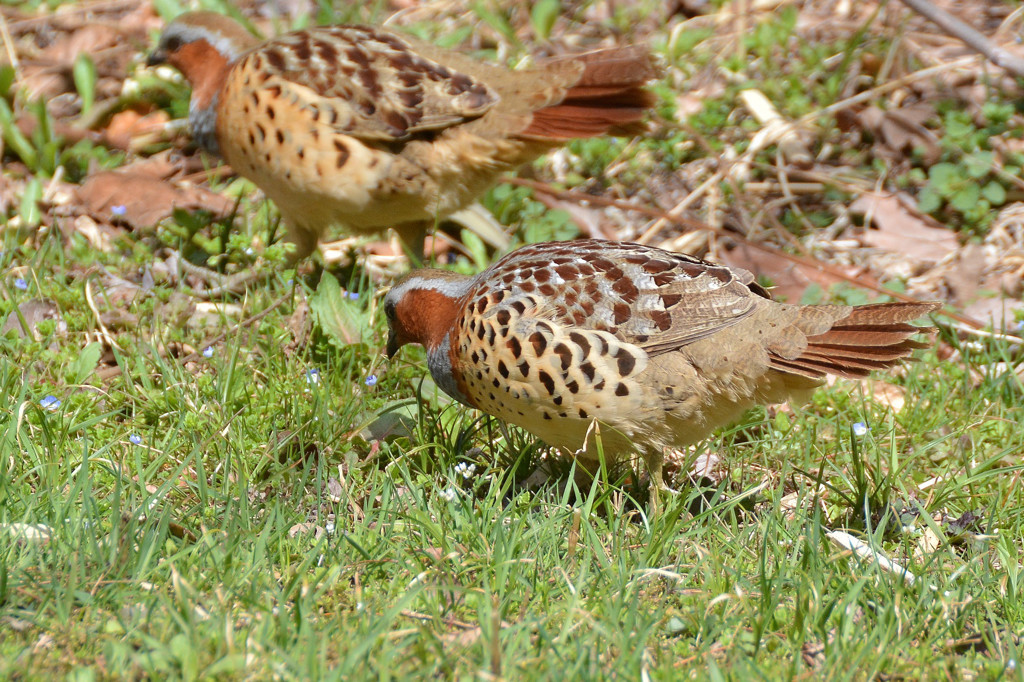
top-left (643, 449), bottom-right (678, 517)
top-left (175, 222), bottom-right (320, 298)
top-left (395, 220), bottom-right (430, 266)
top-left (284, 225), bottom-right (320, 265)
top-left (173, 251), bottom-right (267, 298)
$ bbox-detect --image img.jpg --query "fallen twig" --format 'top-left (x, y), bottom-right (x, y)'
top-left (897, 0), bottom-right (1024, 78)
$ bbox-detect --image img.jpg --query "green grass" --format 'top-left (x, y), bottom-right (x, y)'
top-left (2, 256), bottom-right (1022, 679)
top-left (3, 0), bottom-right (1024, 678)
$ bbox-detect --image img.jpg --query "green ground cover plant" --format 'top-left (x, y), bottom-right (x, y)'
top-left (1, 0), bottom-right (1022, 678)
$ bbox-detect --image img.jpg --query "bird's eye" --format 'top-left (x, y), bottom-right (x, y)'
top-left (384, 301), bottom-right (396, 321)
top-left (163, 36), bottom-right (183, 52)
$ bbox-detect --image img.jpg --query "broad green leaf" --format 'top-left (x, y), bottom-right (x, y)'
top-left (963, 151), bottom-right (994, 179)
top-left (530, 0), bottom-right (561, 41)
top-left (927, 163), bottom-right (960, 194)
top-left (981, 180), bottom-right (1006, 206)
top-left (361, 401), bottom-right (419, 441)
top-left (472, 1), bottom-right (519, 45)
top-left (949, 183), bottom-right (980, 213)
top-left (0, 65), bottom-right (15, 99)
top-left (73, 54), bottom-right (97, 117)
top-left (0, 99), bottom-right (38, 169)
top-left (70, 342), bottom-right (103, 385)
top-left (19, 178), bottom-right (42, 228)
top-left (309, 272), bottom-right (363, 347)
top-left (151, 0), bottom-right (186, 20)
top-left (916, 186), bottom-right (942, 214)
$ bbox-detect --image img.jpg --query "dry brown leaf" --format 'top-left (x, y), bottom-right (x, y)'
top-left (96, 272), bottom-right (146, 306)
top-left (0, 299), bottom-right (61, 340)
top-left (850, 193), bottom-right (960, 265)
top-left (825, 375), bottom-right (907, 411)
top-left (865, 379), bottom-right (906, 412)
top-left (940, 243), bottom-right (988, 305)
top-left (534, 192), bottom-right (615, 239)
top-left (961, 296), bottom-right (1024, 331)
top-left (72, 215), bottom-right (125, 253)
top-left (914, 526), bottom-right (942, 558)
top-left (719, 242), bottom-right (869, 303)
top-left (21, 24), bottom-right (131, 98)
top-left (856, 104), bottom-right (940, 165)
top-left (440, 626), bottom-right (483, 650)
top-left (77, 170), bottom-right (235, 230)
top-left (287, 523), bottom-right (321, 538)
top-left (103, 110), bottom-right (173, 151)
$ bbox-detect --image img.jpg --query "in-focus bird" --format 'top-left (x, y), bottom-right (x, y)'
top-left (384, 239), bottom-right (940, 509)
top-left (148, 11), bottom-right (660, 262)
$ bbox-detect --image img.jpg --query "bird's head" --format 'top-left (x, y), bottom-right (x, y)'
top-left (148, 12), bottom-right (259, 106)
top-left (383, 269), bottom-right (474, 359)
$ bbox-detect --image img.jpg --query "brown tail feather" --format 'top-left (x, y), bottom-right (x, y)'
top-left (520, 47), bottom-right (660, 140)
top-left (771, 301), bottom-right (940, 379)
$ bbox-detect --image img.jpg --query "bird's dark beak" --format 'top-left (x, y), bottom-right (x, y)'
top-left (147, 49), bottom-right (167, 67)
top-left (386, 331), bottom-right (400, 359)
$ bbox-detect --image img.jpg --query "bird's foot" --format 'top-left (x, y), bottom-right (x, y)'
top-left (173, 252), bottom-right (270, 298)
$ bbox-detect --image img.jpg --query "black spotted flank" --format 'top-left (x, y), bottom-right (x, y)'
top-left (580, 362), bottom-right (596, 382)
top-left (554, 343), bottom-right (572, 371)
top-left (315, 39), bottom-right (339, 64)
top-left (265, 48), bottom-right (286, 72)
top-left (614, 350), bottom-right (637, 376)
top-left (333, 140), bottom-right (350, 168)
top-left (568, 332), bottom-right (591, 357)
top-left (529, 332), bottom-right (547, 356)
top-left (538, 370), bottom-right (555, 395)
top-left (291, 35), bottom-right (313, 61)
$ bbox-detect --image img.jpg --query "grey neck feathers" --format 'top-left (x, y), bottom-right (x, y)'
top-left (189, 95), bottom-right (220, 156)
top-left (427, 336), bottom-right (469, 405)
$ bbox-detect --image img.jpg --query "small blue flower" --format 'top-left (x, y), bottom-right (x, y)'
top-left (347, 292), bottom-right (360, 301)
top-left (14, 278), bottom-right (27, 291)
top-left (852, 422), bottom-right (870, 437)
top-left (364, 374), bottom-right (378, 387)
top-left (306, 368), bottom-right (321, 385)
top-left (40, 395), bottom-right (60, 411)
top-left (111, 205), bottom-right (127, 217)
top-left (129, 434), bottom-right (142, 445)
top-left (202, 346), bottom-right (214, 358)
